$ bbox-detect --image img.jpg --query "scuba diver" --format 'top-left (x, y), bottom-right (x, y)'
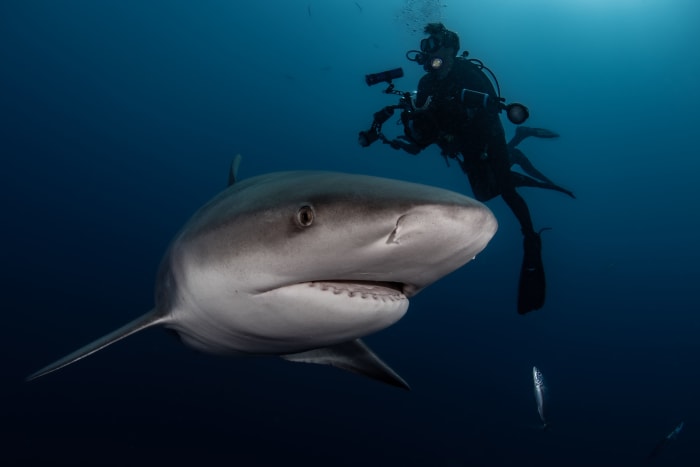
top-left (507, 127), bottom-right (575, 199)
top-left (359, 22), bottom-right (574, 314)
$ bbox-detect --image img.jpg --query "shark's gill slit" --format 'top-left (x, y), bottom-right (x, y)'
top-left (386, 215), bottom-right (405, 244)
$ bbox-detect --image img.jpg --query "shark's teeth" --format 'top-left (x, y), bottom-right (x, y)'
top-left (308, 281), bottom-right (405, 301)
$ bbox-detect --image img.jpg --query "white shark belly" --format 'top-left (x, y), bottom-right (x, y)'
top-left (167, 280), bottom-right (409, 355)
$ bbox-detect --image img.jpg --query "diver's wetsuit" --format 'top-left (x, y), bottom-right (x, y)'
top-left (405, 57), bottom-right (545, 313)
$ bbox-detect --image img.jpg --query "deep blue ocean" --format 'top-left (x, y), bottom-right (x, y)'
top-left (3, 1), bottom-right (699, 465)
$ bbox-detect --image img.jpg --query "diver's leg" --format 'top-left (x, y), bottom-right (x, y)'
top-left (501, 188), bottom-right (534, 235)
top-left (486, 120), bottom-right (548, 314)
top-left (510, 172), bottom-right (576, 199)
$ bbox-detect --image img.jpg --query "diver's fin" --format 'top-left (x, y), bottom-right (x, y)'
top-left (228, 154), bottom-right (242, 187)
top-left (529, 127), bottom-right (559, 139)
top-left (510, 172), bottom-right (576, 199)
top-left (510, 126), bottom-right (560, 148)
top-left (282, 339), bottom-right (410, 390)
top-left (517, 229), bottom-right (550, 314)
top-left (26, 310), bottom-right (164, 381)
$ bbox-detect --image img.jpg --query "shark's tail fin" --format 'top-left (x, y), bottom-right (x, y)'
top-left (26, 310), bottom-right (164, 382)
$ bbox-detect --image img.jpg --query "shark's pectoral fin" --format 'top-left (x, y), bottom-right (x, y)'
top-left (26, 310), bottom-right (164, 382)
top-left (281, 339), bottom-right (410, 390)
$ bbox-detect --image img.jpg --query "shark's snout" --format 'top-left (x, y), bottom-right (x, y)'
top-left (375, 202), bottom-right (497, 296)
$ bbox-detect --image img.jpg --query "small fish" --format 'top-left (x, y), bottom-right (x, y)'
top-left (667, 421), bottom-right (684, 440)
top-left (648, 421), bottom-right (684, 460)
top-left (532, 366), bottom-right (548, 429)
top-left (354, 2), bottom-right (363, 12)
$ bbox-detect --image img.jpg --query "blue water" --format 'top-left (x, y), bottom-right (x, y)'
top-left (3, 1), bottom-right (699, 465)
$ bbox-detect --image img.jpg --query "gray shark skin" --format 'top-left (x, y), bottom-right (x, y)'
top-left (27, 160), bottom-right (497, 389)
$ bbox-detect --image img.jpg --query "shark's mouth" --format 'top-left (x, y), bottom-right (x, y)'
top-left (305, 280), bottom-right (407, 301)
top-left (247, 279), bottom-right (410, 353)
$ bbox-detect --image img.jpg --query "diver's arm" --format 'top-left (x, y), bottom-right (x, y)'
top-left (415, 75), bottom-right (432, 108)
top-left (379, 134), bottom-right (423, 155)
top-left (381, 103), bottom-right (435, 156)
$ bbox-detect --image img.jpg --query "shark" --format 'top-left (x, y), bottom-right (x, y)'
top-left (27, 157), bottom-right (497, 389)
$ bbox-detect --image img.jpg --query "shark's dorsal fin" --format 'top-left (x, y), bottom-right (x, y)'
top-left (26, 310), bottom-right (164, 381)
top-left (281, 338), bottom-right (410, 390)
top-left (228, 154), bottom-right (242, 187)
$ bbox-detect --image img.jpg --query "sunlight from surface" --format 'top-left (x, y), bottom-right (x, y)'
top-left (563, 0), bottom-right (654, 7)
top-left (464, 0), bottom-right (678, 15)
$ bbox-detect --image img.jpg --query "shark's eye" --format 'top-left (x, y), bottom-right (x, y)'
top-left (295, 205), bottom-right (315, 227)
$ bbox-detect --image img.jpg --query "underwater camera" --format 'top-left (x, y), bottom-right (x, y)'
top-left (365, 67), bottom-right (404, 86)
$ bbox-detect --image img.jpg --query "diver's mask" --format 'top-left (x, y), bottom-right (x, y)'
top-left (406, 34), bottom-right (449, 72)
top-left (420, 35), bottom-right (443, 54)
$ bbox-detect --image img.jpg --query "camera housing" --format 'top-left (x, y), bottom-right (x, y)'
top-left (365, 68), bottom-right (404, 86)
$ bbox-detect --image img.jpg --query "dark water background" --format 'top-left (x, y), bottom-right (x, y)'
top-left (2, 1), bottom-right (699, 465)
